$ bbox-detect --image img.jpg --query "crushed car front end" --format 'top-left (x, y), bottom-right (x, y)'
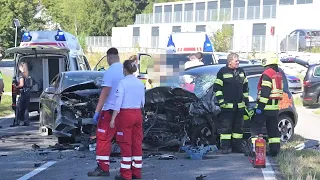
top-left (53, 81), bottom-right (101, 138)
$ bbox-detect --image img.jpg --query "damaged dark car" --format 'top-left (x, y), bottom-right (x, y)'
top-left (39, 71), bottom-right (103, 144)
top-left (143, 85), bottom-right (221, 150)
top-left (39, 70), bottom-right (222, 148)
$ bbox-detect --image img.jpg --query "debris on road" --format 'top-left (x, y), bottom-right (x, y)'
top-left (181, 145), bottom-right (218, 160)
top-left (295, 140), bottom-right (320, 151)
top-left (196, 175), bottom-right (206, 180)
top-left (31, 144), bottom-right (40, 150)
top-left (158, 154), bottom-right (177, 160)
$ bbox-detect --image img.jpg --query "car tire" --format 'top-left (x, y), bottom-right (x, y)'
top-left (39, 107), bottom-right (52, 136)
top-left (191, 123), bottom-right (217, 146)
top-left (278, 114), bottom-right (294, 142)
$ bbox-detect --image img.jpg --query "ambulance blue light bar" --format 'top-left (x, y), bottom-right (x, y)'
top-left (166, 35), bottom-right (176, 52)
top-left (203, 34), bottom-right (214, 52)
top-left (21, 32), bottom-right (32, 42)
top-left (55, 29), bottom-right (66, 41)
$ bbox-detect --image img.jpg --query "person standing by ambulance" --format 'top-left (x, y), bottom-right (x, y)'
top-left (88, 47), bottom-right (124, 177)
top-left (213, 53), bottom-right (249, 154)
top-left (13, 62), bottom-right (32, 126)
top-left (109, 59), bottom-right (145, 180)
top-left (251, 57), bottom-right (283, 157)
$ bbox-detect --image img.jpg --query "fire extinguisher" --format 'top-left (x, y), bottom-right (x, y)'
top-left (254, 134), bottom-right (266, 168)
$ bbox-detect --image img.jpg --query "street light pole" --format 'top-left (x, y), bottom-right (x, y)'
top-left (13, 18), bottom-right (21, 47)
top-left (15, 26), bottom-right (18, 47)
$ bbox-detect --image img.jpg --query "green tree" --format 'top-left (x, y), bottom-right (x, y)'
top-left (0, 0), bottom-right (43, 49)
top-left (211, 24), bottom-right (234, 52)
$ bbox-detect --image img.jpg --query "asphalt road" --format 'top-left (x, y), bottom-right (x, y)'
top-left (0, 113), bottom-right (283, 180)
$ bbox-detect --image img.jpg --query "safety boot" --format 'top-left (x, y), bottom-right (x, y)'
top-left (87, 166), bottom-right (110, 177)
top-left (132, 175), bottom-right (142, 179)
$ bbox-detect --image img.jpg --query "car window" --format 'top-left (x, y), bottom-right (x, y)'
top-left (77, 55), bottom-right (90, 70)
top-left (248, 76), bottom-right (260, 102)
top-left (314, 66), bottom-right (320, 77)
top-left (50, 74), bottom-right (60, 88)
top-left (62, 73), bottom-right (103, 90)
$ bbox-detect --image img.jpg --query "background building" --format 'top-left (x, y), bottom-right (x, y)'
top-left (88, 0), bottom-right (320, 53)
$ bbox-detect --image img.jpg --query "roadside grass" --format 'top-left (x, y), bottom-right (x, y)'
top-left (312, 109), bottom-right (320, 115)
top-left (0, 73), bottom-right (13, 117)
top-left (293, 96), bottom-right (303, 106)
top-left (0, 95), bottom-right (13, 117)
top-left (2, 73), bottom-right (12, 92)
top-left (276, 134), bottom-right (320, 180)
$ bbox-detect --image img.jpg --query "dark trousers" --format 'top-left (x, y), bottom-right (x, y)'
top-left (218, 111), bottom-right (244, 150)
top-left (251, 113), bottom-right (280, 156)
top-left (17, 92), bottom-right (30, 124)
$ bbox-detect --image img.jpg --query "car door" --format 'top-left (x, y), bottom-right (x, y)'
top-left (47, 74), bottom-right (61, 127)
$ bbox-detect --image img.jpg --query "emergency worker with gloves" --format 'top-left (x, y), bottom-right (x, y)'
top-left (110, 59), bottom-right (145, 180)
top-left (251, 57), bottom-right (283, 157)
top-left (13, 62), bottom-right (33, 126)
top-left (88, 48), bottom-right (124, 177)
top-left (213, 53), bottom-right (249, 154)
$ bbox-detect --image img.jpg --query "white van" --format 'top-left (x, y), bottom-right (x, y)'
top-left (5, 29), bottom-right (91, 113)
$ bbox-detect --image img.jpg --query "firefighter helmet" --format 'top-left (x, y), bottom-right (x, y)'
top-left (261, 57), bottom-right (279, 67)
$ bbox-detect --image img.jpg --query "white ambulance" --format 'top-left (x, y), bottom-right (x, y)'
top-left (6, 29), bottom-right (90, 113)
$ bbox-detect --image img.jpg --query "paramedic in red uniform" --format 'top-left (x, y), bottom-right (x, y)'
top-left (88, 47), bottom-right (124, 177)
top-left (110, 59), bottom-right (145, 180)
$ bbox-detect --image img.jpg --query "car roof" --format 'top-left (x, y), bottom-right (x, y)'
top-left (184, 64), bottom-right (265, 76)
top-left (62, 70), bottom-right (104, 76)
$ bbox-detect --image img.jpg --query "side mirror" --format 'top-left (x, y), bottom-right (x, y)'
top-left (44, 87), bottom-right (56, 94)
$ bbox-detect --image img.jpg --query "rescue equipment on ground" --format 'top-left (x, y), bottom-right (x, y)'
top-left (244, 134), bottom-right (267, 168)
top-left (180, 145), bottom-right (218, 160)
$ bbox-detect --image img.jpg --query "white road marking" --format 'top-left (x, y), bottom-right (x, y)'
top-left (17, 161), bottom-right (57, 180)
top-left (262, 158), bottom-right (277, 180)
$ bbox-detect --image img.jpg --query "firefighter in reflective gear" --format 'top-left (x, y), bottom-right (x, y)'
top-left (213, 53), bottom-right (249, 154)
top-left (110, 60), bottom-right (145, 180)
top-left (251, 57), bottom-right (283, 157)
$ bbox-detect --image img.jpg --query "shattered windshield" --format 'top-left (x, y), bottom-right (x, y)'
top-left (179, 73), bottom-right (216, 98)
top-left (62, 73), bottom-right (103, 90)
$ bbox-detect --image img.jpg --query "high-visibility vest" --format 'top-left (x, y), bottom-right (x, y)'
top-left (257, 68), bottom-right (283, 110)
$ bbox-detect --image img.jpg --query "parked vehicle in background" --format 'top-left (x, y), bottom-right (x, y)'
top-left (301, 64), bottom-right (320, 107)
top-left (280, 29), bottom-right (320, 52)
top-left (286, 74), bottom-right (302, 94)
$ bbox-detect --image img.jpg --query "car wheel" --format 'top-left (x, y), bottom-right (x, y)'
top-left (39, 107), bottom-right (52, 136)
top-left (278, 115), bottom-right (294, 142)
top-left (191, 124), bottom-right (217, 146)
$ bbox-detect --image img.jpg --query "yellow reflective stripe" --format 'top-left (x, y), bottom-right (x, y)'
top-left (264, 104), bottom-right (279, 110)
top-left (216, 91), bottom-right (223, 96)
top-left (238, 102), bottom-right (245, 108)
top-left (221, 103), bottom-right (233, 108)
top-left (239, 73), bottom-right (245, 77)
top-left (218, 99), bottom-right (224, 104)
top-left (243, 78), bottom-right (248, 83)
top-left (214, 79), bottom-right (223, 86)
top-left (251, 138), bottom-right (258, 144)
top-left (244, 115), bottom-right (250, 120)
top-left (269, 137), bottom-right (281, 144)
top-left (243, 92), bottom-right (249, 98)
top-left (232, 133), bottom-right (243, 139)
top-left (223, 73), bottom-right (233, 78)
top-left (259, 97), bottom-right (269, 104)
top-left (220, 134), bottom-right (232, 140)
top-left (261, 80), bottom-right (272, 88)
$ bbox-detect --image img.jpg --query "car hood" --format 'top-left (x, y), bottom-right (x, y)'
top-left (145, 86), bottom-right (198, 104)
top-left (61, 81), bottom-right (100, 94)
